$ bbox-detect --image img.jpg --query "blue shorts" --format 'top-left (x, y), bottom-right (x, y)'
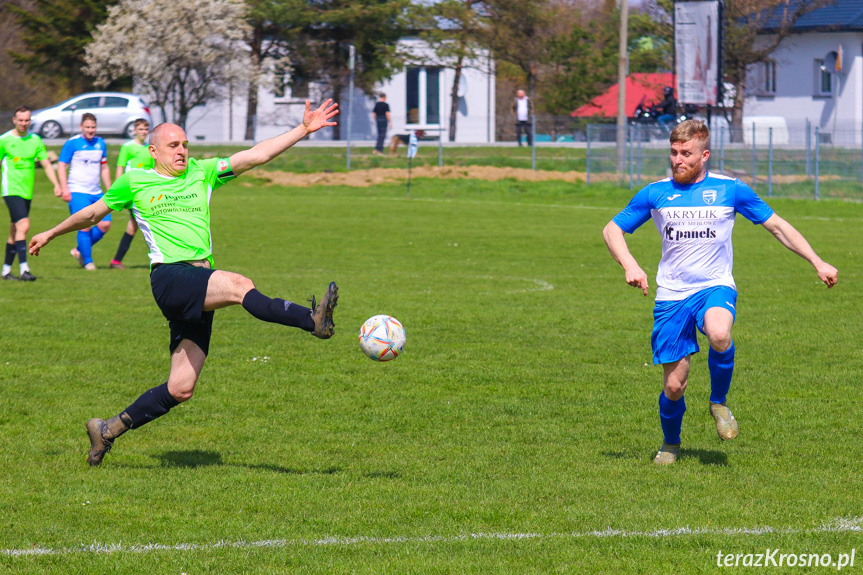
top-left (69, 192), bottom-right (111, 222)
top-left (651, 286), bottom-right (737, 365)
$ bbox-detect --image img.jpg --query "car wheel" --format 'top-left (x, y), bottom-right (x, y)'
top-left (40, 121), bottom-right (63, 139)
top-left (123, 122), bottom-right (136, 139)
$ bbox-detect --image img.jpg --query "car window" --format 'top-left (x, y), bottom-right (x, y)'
top-left (63, 97), bottom-right (100, 111)
top-left (102, 97), bottom-right (129, 108)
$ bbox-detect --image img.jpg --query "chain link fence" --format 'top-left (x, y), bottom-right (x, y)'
top-left (580, 119), bottom-right (863, 199)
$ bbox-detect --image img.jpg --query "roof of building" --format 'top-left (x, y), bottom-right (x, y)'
top-left (571, 73), bottom-right (673, 118)
top-left (762, 0), bottom-right (863, 32)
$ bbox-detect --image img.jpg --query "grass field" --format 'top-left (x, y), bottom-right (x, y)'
top-left (1, 163), bottom-right (861, 573)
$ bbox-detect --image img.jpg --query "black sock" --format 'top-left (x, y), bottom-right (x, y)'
top-left (14, 240), bottom-right (27, 265)
top-left (242, 289), bottom-right (314, 331)
top-left (123, 382), bottom-right (180, 429)
top-left (114, 232), bottom-right (134, 262)
top-left (4, 243), bottom-right (15, 266)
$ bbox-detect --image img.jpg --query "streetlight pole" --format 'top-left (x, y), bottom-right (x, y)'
top-left (346, 44), bottom-right (355, 170)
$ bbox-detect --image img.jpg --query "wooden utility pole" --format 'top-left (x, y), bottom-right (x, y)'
top-left (616, 0), bottom-right (629, 181)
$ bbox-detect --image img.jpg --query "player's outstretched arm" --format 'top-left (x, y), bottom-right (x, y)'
top-left (229, 99), bottom-right (339, 177)
top-left (29, 199), bottom-right (112, 257)
top-left (602, 220), bottom-right (650, 296)
top-left (761, 214), bottom-right (838, 288)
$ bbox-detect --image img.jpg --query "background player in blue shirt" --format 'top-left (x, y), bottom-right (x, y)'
top-left (603, 120), bottom-right (838, 465)
top-left (58, 113), bottom-right (112, 270)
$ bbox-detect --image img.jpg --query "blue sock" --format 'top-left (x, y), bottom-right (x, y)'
top-left (90, 227), bottom-right (106, 246)
top-left (658, 392), bottom-right (686, 445)
top-left (709, 343), bottom-right (735, 404)
top-left (77, 230), bottom-right (93, 265)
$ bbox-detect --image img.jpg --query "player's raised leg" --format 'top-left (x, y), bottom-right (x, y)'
top-left (703, 305), bottom-right (738, 441)
top-left (204, 270), bottom-right (338, 339)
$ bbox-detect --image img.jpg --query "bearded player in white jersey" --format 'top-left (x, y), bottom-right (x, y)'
top-left (603, 120), bottom-right (838, 465)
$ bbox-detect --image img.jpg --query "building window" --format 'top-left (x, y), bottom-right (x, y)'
top-left (406, 66), bottom-right (441, 126)
top-left (815, 59), bottom-right (832, 96)
top-left (762, 61), bottom-right (776, 95)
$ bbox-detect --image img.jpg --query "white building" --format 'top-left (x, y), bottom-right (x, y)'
top-left (744, 1), bottom-right (863, 145)
top-left (170, 38), bottom-right (496, 144)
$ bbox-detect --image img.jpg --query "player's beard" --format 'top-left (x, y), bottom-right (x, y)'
top-left (672, 161), bottom-right (704, 184)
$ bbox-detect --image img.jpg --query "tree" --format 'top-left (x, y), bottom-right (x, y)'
top-left (483, 0), bottom-right (555, 99)
top-left (538, 16), bottom-right (618, 138)
top-left (5, 0), bottom-right (119, 95)
top-left (288, 0), bottom-right (412, 140)
top-left (243, 0), bottom-right (307, 140)
top-left (420, 0), bottom-right (489, 141)
top-left (724, 0), bottom-right (835, 139)
top-left (83, 0), bottom-right (251, 131)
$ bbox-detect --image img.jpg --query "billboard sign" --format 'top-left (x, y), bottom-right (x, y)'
top-left (675, 0), bottom-right (720, 106)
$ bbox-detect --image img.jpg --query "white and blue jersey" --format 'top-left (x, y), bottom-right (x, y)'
top-left (59, 135), bottom-right (107, 195)
top-left (612, 172), bottom-right (774, 301)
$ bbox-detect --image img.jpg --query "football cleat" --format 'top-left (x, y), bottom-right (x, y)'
top-left (109, 262), bottom-right (127, 269)
top-left (309, 282), bottom-right (338, 339)
top-left (2, 273), bottom-right (19, 281)
top-left (19, 271), bottom-right (37, 281)
top-left (709, 402), bottom-right (738, 441)
top-left (86, 418), bottom-right (115, 467)
top-left (71, 248), bottom-right (84, 268)
top-left (653, 441), bottom-right (680, 465)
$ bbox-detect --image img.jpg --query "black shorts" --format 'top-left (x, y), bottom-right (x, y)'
top-left (150, 262), bottom-right (217, 356)
top-left (4, 196), bottom-right (31, 223)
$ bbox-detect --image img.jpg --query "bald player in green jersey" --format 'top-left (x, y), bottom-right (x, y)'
top-left (30, 99), bottom-right (340, 466)
top-left (110, 118), bottom-right (153, 268)
top-left (1, 106), bottom-right (62, 280)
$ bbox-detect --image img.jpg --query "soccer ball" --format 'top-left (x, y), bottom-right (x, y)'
top-left (358, 315), bottom-right (406, 361)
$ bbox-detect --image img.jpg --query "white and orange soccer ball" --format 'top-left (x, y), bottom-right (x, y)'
top-left (358, 315), bottom-right (406, 361)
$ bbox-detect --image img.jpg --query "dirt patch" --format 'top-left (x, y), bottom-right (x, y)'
top-left (255, 166), bottom-right (827, 187)
top-left (257, 165), bottom-right (606, 187)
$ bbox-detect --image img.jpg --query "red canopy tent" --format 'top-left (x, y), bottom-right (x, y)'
top-left (571, 73), bottom-right (675, 118)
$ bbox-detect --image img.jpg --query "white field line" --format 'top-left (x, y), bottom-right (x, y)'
top-left (4, 517), bottom-right (861, 558)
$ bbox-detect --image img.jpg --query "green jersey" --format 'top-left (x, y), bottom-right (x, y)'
top-left (103, 157), bottom-right (236, 267)
top-left (117, 139), bottom-right (154, 172)
top-left (0, 130), bottom-right (47, 200)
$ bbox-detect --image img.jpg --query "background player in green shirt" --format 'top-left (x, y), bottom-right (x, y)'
top-left (30, 99), bottom-right (340, 466)
top-left (110, 118), bottom-right (152, 269)
top-left (1, 106), bottom-right (61, 280)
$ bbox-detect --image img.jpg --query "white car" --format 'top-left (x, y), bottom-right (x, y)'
top-left (29, 92), bottom-right (152, 139)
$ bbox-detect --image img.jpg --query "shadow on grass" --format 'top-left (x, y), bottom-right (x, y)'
top-left (602, 449), bottom-right (729, 466)
top-left (679, 449), bottom-right (729, 466)
top-left (154, 449), bottom-right (342, 475)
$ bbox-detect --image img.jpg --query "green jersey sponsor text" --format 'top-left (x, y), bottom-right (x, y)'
top-left (103, 157), bottom-right (235, 266)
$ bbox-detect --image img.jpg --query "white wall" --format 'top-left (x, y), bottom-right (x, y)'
top-left (158, 38), bottom-right (496, 144)
top-left (744, 31), bottom-right (863, 144)
top-left (378, 38), bottom-right (496, 143)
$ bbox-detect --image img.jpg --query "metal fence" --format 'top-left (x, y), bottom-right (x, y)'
top-left (583, 120), bottom-right (863, 200)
